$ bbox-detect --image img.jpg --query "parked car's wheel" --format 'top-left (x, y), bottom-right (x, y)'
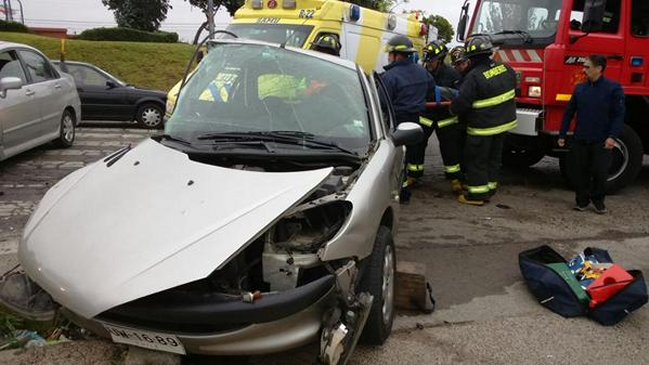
top-left (54, 109), bottom-right (75, 148)
top-left (560, 124), bottom-right (643, 193)
top-left (136, 103), bottom-right (164, 129)
top-left (359, 226), bottom-right (395, 345)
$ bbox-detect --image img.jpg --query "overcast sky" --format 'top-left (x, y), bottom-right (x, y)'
top-left (17, 0), bottom-right (470, 42)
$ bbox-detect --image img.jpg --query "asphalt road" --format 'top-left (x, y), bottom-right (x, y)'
top-left (0, 127), bottom-right (648, 365)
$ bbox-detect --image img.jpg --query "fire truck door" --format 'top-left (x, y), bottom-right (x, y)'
top-left (566, 0), bottom-right (624, 82)
top-left (625, 0), bottom-right (649, 89)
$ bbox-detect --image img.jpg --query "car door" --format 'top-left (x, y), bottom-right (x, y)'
top-left (17, 49), bottom-right (63, 137)
top-left (373, 72), bottom-right (404, 198)
top-left (65, 63), bottom-right (124, 120)
top-left (0, 49), bottom-right (42, 157)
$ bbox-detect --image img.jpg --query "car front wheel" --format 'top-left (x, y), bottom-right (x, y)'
top-left (136, 103), bottom-right (164, 129)
top-left (54, 109), bottom-right (75, 148)
top-left (359, 226), bottom-right (395, 345)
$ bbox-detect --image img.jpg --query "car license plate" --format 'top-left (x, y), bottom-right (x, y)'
top-left (102, 323), bottom-right (186, 355)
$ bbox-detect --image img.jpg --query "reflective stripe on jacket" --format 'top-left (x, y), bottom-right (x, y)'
top-left (451, 59), bottom-right (517, 135)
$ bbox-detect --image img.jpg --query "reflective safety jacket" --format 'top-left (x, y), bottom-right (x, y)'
top-left (422, 63), bottom-right (461, 129)
top-left (450, 59), bottom-right (517, 136)
top-left (382, 60), bottom-right (435, 122)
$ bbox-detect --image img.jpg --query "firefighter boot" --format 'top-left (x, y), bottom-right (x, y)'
top-left (457, 194), bottom-right (485, 206)
top-left (403, 176), bottom-right (418, 188)
top-left (451, 179), bottom-right (463, 195)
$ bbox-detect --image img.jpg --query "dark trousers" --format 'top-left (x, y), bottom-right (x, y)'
top-left (408, 122), bottom-right (464, 179)
top-left (570, 141), bottom-right (612, 206)
top-left (437, 123), bottom-right (465, 180)
top-left (464, 133), bottom-right (506, 200)
top-left (406, 124), bottom-right (431, 178)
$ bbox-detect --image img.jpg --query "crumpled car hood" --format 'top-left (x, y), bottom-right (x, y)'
top-left (19, 139), bottom-right (332, 318)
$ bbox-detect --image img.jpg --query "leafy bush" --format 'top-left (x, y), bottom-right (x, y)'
top-left (0, 20), bottom-right (29, 33)
top-left (77, 27), bottom-right (178, 43)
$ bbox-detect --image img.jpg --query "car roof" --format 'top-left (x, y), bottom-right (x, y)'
top-left (51, 60), bottom-right (89, 66)
top-left (0, 41), bottom-right (41, 53)
top-left (208, 38), bottom-right (360, 72)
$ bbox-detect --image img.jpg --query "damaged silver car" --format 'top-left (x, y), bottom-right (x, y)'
top-left (15, 39), bottom-right (422, 364)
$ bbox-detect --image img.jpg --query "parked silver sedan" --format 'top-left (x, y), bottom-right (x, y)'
top-left (0, 41), bottom-right (80, 161)
top-left (17, 39), bottom-right (422, 364)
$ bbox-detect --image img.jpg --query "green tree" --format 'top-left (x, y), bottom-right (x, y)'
top-left (349, 0), bottom-right (395, 11)
top-left (426, 15), bottom-right (454, 43)
top-left (184, 0), bottom-right (243, 16)
top-left (102, 0), bottom-right (172, 32)
top-left (185, 0), bottom-right (395, 14)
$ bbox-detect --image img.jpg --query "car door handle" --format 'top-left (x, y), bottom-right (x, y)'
top-left (25, 89), bottom-right (35, 96)
top-left (54, 83), bottom-right (62, 89)
top-left (607, 55), bottom-right (624, 61)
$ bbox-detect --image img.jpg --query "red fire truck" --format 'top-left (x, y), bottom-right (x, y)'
top-left (456, 0), bottom-right (649, 191)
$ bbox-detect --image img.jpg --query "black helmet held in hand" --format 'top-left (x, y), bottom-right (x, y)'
top-left (385, 35), bottom-right (417, 54)
top-left (312, 34), bottom-right (341, 56)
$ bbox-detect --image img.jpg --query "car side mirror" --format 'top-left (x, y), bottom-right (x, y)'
top-left (391, 122), bottom-right (424, 147)
top-left (106, 80), bottom-right (118, 89)
top-left (0, 77), bottom-right (23, 98)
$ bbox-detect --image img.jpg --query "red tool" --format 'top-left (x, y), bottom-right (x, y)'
top-left (587, 264), bottom-right (634, 309)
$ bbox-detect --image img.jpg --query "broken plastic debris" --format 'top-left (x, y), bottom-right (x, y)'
top-left (0, 271), bottom-right (57, 322)
top-left (241, 291), bottom-right (262, 303)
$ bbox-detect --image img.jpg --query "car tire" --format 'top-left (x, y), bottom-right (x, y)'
top-left (136, 102), bottom-right (164, 129)
top-left (359, 226), bottom-right (395, 345)
top-left (53, 109), bottom-right (75, 148)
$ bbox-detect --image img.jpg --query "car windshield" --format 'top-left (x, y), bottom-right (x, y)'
top-left (473, 0), bottom-right (562, 39)
top-left (165, 43), bottom-right (371, 153)
top-left (224, 24), bottom-right (313, 48)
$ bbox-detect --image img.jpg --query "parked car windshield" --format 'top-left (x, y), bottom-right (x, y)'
top-left (165, 43), bottom-right (371, 153)
top-left (52, 62), bottom-right (127, 87)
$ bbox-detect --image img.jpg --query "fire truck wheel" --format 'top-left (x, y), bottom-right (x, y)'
top-left (560, 124), bottom-right (643, 193)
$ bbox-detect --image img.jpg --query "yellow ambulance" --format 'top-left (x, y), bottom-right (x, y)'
top-left (165, 0), bottom-right (434, 117)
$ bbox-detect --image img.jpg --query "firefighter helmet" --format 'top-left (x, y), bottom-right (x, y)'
top-left (385, 35), bottom-right (417, 54)
top-left (423, 40), bottom-right (448, 63)
top-left (464, 35), bottom-right (494, 58)
top-left (449, 46), bottom-right (468, 65)
top-left (312, 34), bottom-right (341, 56)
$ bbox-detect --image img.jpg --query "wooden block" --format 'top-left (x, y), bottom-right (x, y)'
top-left (395, 261), bottom-right (433, 313)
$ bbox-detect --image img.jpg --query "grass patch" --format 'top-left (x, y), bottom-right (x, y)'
top-left (0, 32), bottom-right (195, 92)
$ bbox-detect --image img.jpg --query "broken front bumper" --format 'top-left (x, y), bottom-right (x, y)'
top-left (62, 275), bottom-right (336, 355)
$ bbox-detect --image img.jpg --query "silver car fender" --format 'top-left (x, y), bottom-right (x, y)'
top-left (319, 138), bottom-right (403, 262)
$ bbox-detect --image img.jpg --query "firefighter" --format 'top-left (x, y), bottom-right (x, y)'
top-left (417, 40), bottom-right (464, 193)
top-left (382, 35), bottom-right (435, 201)
top-left (449, 46), bottom-right (470, 77)
top-left (311, 34), bottom-right (342, 57)
top-left (450, 36), bottom-right (517, 206)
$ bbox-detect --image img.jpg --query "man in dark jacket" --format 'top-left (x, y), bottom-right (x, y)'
top-left (382, 35), bottom-right (435, 201)
top-left (558, 55), bottom-right (625, 214)
top-left (450, 36), bottom-right (517, 206)
top-left (416, 40), bottom-right (464, 193)
top-left (311, 34), bottom-right (342, 57)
